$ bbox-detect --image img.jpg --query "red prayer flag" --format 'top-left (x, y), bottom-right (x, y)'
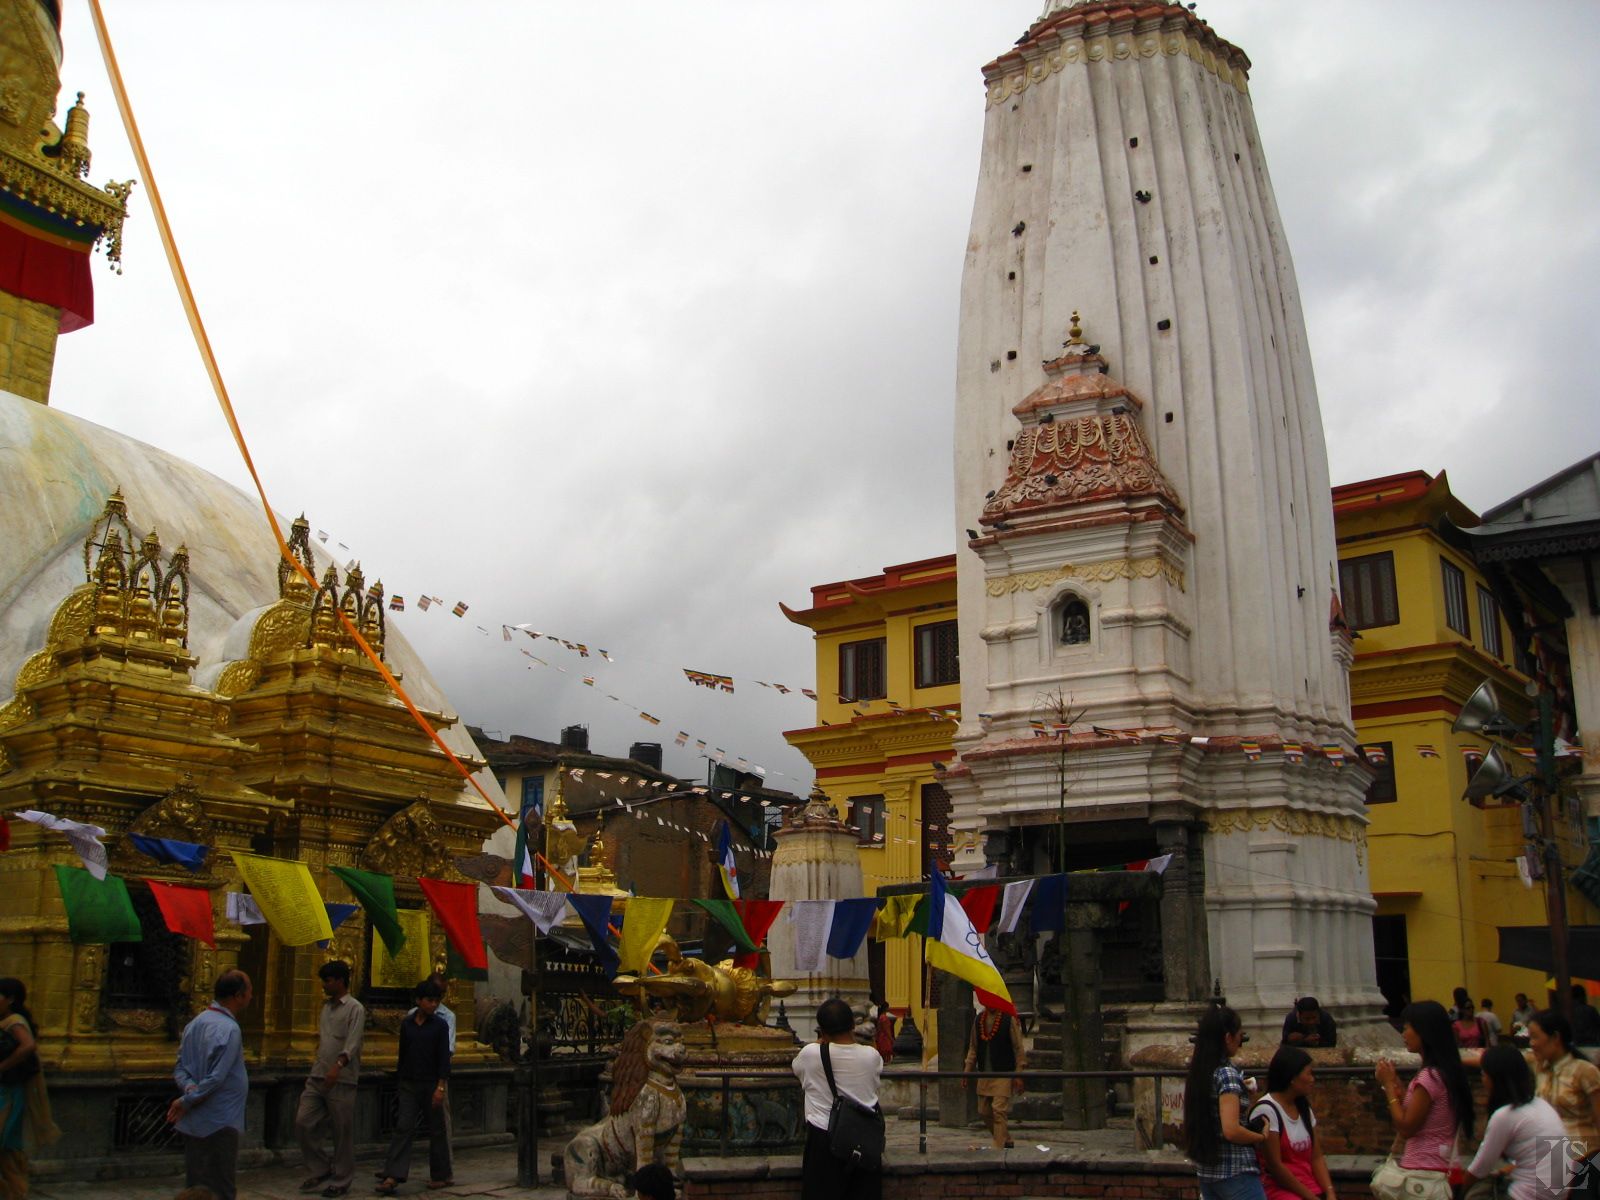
top-left (959, 884), bottom-right (1001, 934)
top-left (418, 877), bottom-right (487, 970)
top-left (147, 879), bottom-right (216, 948)
top-left (0, 815), bottom-right (9, 852)
top-left (731, 899), bottom-right (785, 969)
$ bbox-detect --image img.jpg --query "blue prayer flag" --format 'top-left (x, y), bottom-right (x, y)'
top-left (565, 894), bottom-right (618, 975)
top-left (825, 897), bottom-right (882, 959)
top-left (128, 834), bottom-right (209, 872)
top-left (317, 903), bottom-right (360, 949)
top-left (1029, 873), bottom-right (1069, 933)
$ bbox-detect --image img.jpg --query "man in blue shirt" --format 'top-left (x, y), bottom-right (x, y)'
top-left (167, 970), bottom-right (253, 1200)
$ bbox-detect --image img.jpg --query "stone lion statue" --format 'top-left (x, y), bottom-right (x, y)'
top-left (564, 1019), bottom-right (687, 1200)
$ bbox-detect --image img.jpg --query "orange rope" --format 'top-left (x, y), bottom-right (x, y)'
top-left (87, 2), bottom-right (515, 835)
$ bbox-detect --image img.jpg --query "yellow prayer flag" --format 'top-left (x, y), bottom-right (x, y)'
top-left (874, 894), bottom-right (920, 939)
top-left (617, 897), bottom-right (674, 975)
top-left (231, 852), bottom-right (334, 946)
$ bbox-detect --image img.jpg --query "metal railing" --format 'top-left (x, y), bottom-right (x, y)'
top-left (690, 1063), bottom-right (1417, 1157)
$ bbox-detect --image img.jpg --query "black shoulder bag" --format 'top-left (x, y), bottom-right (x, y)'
top-left (819, 1042), bottom-right (885, 1172)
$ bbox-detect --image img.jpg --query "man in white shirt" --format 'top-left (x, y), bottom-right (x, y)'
top-left (1478, 998), bottom-right (1503, 1047)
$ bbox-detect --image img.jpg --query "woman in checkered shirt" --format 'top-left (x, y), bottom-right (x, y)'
top-left (1185, 1007), bottom-right (1270, 1200)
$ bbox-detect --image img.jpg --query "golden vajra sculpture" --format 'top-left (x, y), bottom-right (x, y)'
top-left (614, 936), bottom-right (796, 1025)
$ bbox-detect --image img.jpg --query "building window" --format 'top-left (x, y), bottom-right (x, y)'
top-left (520, 775), bottom-right (544, 817)
top-left (847, 795), bottom-right (886, 846)
top-left (1338, 552), bottom-right (1399, 629)
top-left (1442, 559), bottom-right (1470, 638)
top-left (1060, 598), bottom-right (1091, 645)
top-left (1363, 741), bottom-right (1397, 804)
top-left (921, 781), bottom-right (952, 879)
top-left (1477, 586), bottom-right (1502, 658)
top-left (914, 620), bottom-right (959, 688)
top-left (838, 638), bottom-right (886, 701)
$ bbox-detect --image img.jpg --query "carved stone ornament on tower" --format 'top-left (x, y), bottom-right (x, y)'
top-left (361, 797), bottom-right (456, 878)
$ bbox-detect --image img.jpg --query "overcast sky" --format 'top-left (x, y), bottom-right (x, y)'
top-left (46, 1), bottom-right (1600, 791)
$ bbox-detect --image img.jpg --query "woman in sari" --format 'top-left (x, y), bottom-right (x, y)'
top-left (0, 978), bottom-right (60, 1200)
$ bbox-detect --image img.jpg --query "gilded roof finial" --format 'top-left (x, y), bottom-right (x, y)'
top-left (1065, 310), bottom-right (1085, 347)
top-left (58, 91), bottom-right (91, 179)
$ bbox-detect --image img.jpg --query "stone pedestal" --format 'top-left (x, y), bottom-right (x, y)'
top-left (767, 790), bottom-right (870, 1019)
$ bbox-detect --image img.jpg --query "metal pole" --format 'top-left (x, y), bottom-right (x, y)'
top-left (1538, 692), bottom-right (1573, 1017)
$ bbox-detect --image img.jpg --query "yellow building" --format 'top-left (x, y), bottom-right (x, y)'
top-left (781, 556), bottom-right (959, 1036)
top-left (1334, 470), bottom-right (1596, 1015)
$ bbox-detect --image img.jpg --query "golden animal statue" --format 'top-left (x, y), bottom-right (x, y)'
top-left (614, 936), bottom-right (796, 1025)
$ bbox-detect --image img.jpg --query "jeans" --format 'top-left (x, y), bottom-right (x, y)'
top-left (1199, 1172), bottom-right (1269, 1200)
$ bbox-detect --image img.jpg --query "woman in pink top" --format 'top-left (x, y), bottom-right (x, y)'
top-left (1453, 1002), bottom-right (1485, 1050)
top-left (1375, 1001), bottom-right (1476, 1193)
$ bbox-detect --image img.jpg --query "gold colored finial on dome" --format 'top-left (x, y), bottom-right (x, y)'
top-left (1066, 311), bottom-right (1085, 346)
top-left (58, 91), bottom-right (91, 178)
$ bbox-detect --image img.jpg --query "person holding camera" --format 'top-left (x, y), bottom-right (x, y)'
top-left (1184, 1006), bottom-right (1268, 1200)
top-left (792, 998), bottom-right (883, 1200)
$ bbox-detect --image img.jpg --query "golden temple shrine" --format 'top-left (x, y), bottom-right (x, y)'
top-left (0, 0), bottom-right (511, 1174)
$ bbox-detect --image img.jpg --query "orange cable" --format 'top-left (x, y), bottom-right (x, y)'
top-left (87, 1), bottom-right (515, 835)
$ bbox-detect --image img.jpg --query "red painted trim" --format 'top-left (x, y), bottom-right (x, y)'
top-left (815, 762), bottom-right (886, 780)
top-left (1350, 697), bottom-right (1460, 720)
top-left (885, 751), bottom-right (953, 768)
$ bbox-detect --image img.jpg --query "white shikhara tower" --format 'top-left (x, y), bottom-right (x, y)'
top-left (949, 1), bottom-right (1388, 1037)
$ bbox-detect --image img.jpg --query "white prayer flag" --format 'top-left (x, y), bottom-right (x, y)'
top-left (1145, 854), bottom-right (1173, 875)
top-left (997, 878), bottom-right (1035, 935)
top-left (491, 886), bottom-right (570, 933)
top-left (787, 900), bottom-right (836, 973)
top-left (17, 809), bottom-right (109, 879)
top-left (225, 892), bottom-right (267, 925)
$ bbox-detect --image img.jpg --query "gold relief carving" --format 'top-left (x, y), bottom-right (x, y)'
top-left (987, 28), bottom-right (1247, 108)
top-left (248, 600), bottom-right (310, 663)
top-left (12, 650), bottom-right (51, 691)
top-left (101, 1008), bottom-right (168, 1034)
top-left (126, 774), bottom-right (217, 851)
top-left (984, 556), bottom-right (1184, 596)
top-left (361, 799), bottom-right (453, 878)
top-left (214, 660), bottom-right (259, 698)
top-left (45, 586), bottom-right (94, 652)
top-left (1205, 807), bottom-right (1367, 865)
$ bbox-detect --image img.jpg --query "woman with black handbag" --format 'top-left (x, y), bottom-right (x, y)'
top-left (0, 978), bottom-right (59, 1200)
top-left (792, 998), bottom-right (884, 1200)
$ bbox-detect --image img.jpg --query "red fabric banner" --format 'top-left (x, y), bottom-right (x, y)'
top-left (0, 216), bottom-right (95, 332)
top-left (959, 884), bottom-right (1000, 934)
top-left (0, 816), bottom-right (9, 852)
top-left (418, 877), bottom-right (488, 970)
top-left (147, 879), bottom-right (216, 948)
top-left (731, 899), bottom-right (785, 969)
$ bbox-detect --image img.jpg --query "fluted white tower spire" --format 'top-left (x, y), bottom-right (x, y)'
top-left (949, 1), bottom-right (1388, 1039)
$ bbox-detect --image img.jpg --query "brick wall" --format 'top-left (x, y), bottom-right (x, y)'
top-left (685, 1153), bottom-right (1378, 1200)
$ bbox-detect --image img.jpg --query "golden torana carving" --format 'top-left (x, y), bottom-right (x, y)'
top-left (126, 774), bottom-right (217, 850)
top-left (986, 28), bottom-right (1248, 109)
top-left (362, 798), bottom-right (454, 878)
top-left (984, 556), bottom-right (1184, 596)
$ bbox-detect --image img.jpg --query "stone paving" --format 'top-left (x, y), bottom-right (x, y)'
top-left (29, 1117), bottom-right (1380, 1199)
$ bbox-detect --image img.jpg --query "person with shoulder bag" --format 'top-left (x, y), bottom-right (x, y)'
top-left (1250, 1046), bottom-right (1335, 1200)
top-left (1184, 1006), bottom-right (1269, 1200)
top-left (0, 978), bottom-right (60, 1200)
top-left (792, 998), bottom-right (884, 1200)
top-left (1372, 1000), bottom-right (1476, 1200)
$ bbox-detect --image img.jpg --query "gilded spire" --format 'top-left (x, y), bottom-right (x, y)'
top-left (57, 91), bottom-right (90, 178)
top-left (1065, 310), bottom-right (1085, 347)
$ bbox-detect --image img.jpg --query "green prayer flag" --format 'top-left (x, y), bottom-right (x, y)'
top-left (330, 866), bottom-right (407, 957)
top-left (444, 942), bottom-right (488, 982)
top-left (54, 865), bottom-right (142, 943)
top-left (906, 895), bottom-right (931, 937)
top-left (692, 898), bottom-right (757, 953)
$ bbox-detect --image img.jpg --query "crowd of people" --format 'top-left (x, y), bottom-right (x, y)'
top-left (1184, 997), bottom-right (1600, 1200)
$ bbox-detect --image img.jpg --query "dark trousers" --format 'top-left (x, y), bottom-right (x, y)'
top-left (184, 1127), bottom-right (240, 1200)
top-left (380, 1082), bottom-right (451, 1184)
top-left (801, 1123), bottom-right (881, 1200)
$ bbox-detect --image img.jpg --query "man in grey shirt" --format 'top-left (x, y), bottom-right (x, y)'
top-left (296, 960), bottom-right (365, 1197)
top-left (168, 970), bottom-right (253, 1200)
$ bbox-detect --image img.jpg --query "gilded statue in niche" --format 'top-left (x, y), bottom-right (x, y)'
top-left (120, 775), bottom-right (217, 874)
